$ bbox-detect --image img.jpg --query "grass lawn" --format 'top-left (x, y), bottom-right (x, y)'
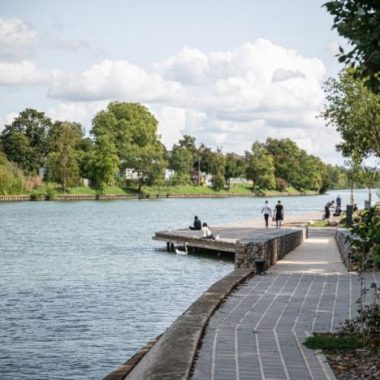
top-left (25, 183), bottom-right (320, 198)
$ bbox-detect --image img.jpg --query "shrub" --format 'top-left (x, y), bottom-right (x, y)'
top-left (349, 207), bottom-right (380, 270)
top-left (0, 153), bottom-right (26, 194)
top-left (275, 177), bottom-right (288, 192)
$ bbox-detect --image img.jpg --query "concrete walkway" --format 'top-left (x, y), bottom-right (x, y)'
top-left (191, 228), bottom-right (380, 380)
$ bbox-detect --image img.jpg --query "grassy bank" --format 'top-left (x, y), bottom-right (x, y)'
top-left (0, 183), bottom-right (322, 201)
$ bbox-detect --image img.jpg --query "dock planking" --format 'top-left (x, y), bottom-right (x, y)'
top-left (153, 227), bottom-right (300, 254)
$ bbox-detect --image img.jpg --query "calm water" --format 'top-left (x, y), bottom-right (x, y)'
top-left (0, 189), bottom-right (377, 379)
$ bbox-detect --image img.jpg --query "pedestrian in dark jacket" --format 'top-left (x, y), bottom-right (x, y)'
top-left (275, 200), bottom-right (284, 228)
top-left (324, 200), bottom-right (334, 219)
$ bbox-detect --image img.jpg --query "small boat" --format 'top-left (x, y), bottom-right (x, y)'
top-left (175, 242), bottom-right (188, 255)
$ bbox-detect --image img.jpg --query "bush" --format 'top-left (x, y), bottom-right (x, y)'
top-left (0, 153), bottom-right (26, 195)
top-left (338, 303), bottom-right (380, 346)
top-left (275, 177), bottom-right (288, 192)
top-left (349, 207), bottom-right (380, 270)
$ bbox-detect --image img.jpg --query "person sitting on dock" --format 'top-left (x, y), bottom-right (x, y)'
top-left (202, 223), bottom-right (215, 239)
top-left (189, 215), bottom-right (202, 230)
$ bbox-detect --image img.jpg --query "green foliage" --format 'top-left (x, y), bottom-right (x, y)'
top-left (321, 69), bottom-right (380, 160)
top-left (304, 334), bottom-right (364, 350)
top-left (85, 135), bottom-right (119, 192)
top-left (264, 138), bottom-right (327, 192)
top-left (0, 152), bottom-right (26, 194)
top-left (0, 108), bottom-right (52, 173)
top-left (169, 146), bottom-right (193, 180)
top-left (338, 303), bottom-right (380, 346)
top-left (210, 149), bottom-right (225, 190)
top-left (45, 121), bottom-right (83, 190)
top-left (91, 102), bottom-right (167, 191)
top-left (309, 220), bottom-right (331, 227)
top-left (225, 153), bottom-right (245, 186)
top-left (324, 0), bottom-right (380, 93)
top-left (349, 207), bottom-right (380, 269)
top-left (246, 142), bottom-right (276, 190)
top-left (275, 177), bottom-right (288, 192)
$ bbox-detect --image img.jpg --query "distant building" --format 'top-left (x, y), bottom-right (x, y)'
top-left (229, 177), bottom-right (248, 184)
top-left (164, 169), bottom-right (175, 180)
top-left (124, 168), bottom-right (139, 180)
top-left (38, 167), bottom-right (47, 178)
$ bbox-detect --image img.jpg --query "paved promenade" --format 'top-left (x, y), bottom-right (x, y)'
top-left (192, 228), bottom-right (379, 380)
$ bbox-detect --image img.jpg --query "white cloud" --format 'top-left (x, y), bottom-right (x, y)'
top-left (2, 37), bottom-right (343, 163)
top-left (0, 111), bottom-right (18, 132)
top-left (48, 59), bottom-right (183, 102)
top-left (0, 60), bottom-right (50, 86)
top-left (46, 101), bottom-right (108, 132)
top-left (0, 18), bottom-right (37, 59)
top-left (156, 106), bottom-right (186, 149)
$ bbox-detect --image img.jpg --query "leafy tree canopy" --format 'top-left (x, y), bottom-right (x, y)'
top-left (324, 0), bottom-right (380, 92)
top-left (0, 108), bottom-right (52, 173)
top-left (246, 142), bottom-right (276, 191)
top-left (321, 69), bottom-right (380, 160)
top-left (46, 121), bottom-right (84, 189)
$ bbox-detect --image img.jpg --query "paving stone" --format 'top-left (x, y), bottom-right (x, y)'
top-left (190, 229), bottom-right (379, 380)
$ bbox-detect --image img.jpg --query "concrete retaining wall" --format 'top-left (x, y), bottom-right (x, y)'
top-left (104, 269), bottom-right (253, 380)
top-left (235, 229), bottom-right (303, 270)
top-left (336, 228), bottom-right (353, 270)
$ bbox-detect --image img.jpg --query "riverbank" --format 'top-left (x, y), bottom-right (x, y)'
top-left (0, 189), bottom-right (320, 202)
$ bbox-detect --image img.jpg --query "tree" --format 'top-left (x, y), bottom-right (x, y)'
top-left (321, 69), bottom-right (380, 160)
top-left (209, 149), bottom-right (225, 191)
top-left (224, 153), bottom-right (245, 187)
top-left (0, 152), bottom-right (26, 195)
top-left (298, 153), bottom-right (325, 192)
top-left (91, 102), bottom-right (167, 191)
top-left (246, 142), bottom-right (276, 191)
top-left (45, 121), bottom-right (83, 190)
top-left (169, 146), bottom-right (193, 184)
top-left (358, 165), bottom-right (380, 206)
top-left (324, 0), bottom-right (380, 93)
top-left (85, 135), bottom-right (119, 193)
top-left (0, 108), bottom-right (52, 173)
top-left (265, 138), bottom-right (303, 189)
top-left (177, 135), bottom-right (198, 160)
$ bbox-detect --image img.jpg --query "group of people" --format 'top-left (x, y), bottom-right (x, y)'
top-left (190, 200), bottom-right (285, 234)
top-left (261, 200), bottom-right (284, 228)
top-left (189, 215), bottom-right (216, 239)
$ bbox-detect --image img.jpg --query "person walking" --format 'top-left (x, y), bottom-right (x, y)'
top-left (336, 195), bottom-right (341, 208)
top-left (261, 200), bottom-right (272, 228)
top-left (275, 200), bottom-right (284, 228)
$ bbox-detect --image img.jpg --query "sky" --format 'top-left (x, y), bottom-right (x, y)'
top-left (0, 0), bottom-right (349, 164)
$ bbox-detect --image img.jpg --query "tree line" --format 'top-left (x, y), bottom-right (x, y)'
top-left (0, 102), bottom-right (370, 195)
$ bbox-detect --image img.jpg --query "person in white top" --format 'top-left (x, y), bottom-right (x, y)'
top-left (261, 200), bottom-right (272, 228)
top-left (202, 222), bottom-right (215, 239)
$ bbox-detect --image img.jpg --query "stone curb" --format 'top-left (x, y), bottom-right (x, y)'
top-left (104, 269), bottom-right (253, 380)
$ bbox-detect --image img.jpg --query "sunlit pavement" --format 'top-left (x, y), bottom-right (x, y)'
top-left (191, 228), bottom-right (379, 380)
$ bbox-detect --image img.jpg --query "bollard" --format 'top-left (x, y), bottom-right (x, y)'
top-left (255, 259), bottom-right (266, 275)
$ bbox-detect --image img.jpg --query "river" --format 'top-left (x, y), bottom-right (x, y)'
top-left (0, 189), bottom-right (377, 379)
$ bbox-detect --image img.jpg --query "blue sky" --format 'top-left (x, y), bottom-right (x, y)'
top-left (0, 0), bottom-right (348, 163)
